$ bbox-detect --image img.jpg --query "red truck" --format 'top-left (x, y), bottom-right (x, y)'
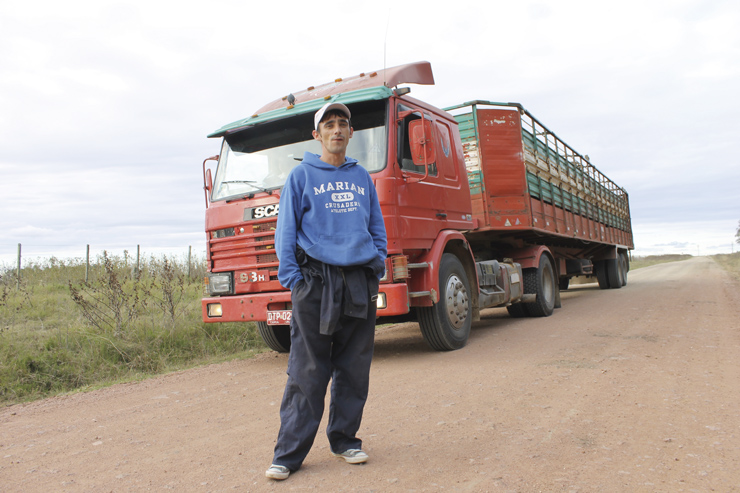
top-left (201, 61), bottom-right (633, 352)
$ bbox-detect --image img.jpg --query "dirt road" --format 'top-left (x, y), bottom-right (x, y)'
top-left (2, 257), bottom-right (739, 492)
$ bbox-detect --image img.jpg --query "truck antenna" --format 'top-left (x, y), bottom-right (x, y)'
top-left (383, 9), bottom-right (390, 86)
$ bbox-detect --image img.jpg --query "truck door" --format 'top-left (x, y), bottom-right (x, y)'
top-left (395, 102), bottom-right (472, 250)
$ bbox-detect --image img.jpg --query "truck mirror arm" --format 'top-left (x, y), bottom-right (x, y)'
top-left (397, 109), bottom-right (416, 120)
top-left (401, 163), bottom-right (429, 184)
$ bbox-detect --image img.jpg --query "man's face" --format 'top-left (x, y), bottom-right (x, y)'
top-left (313, 112), bottom-right (353, 156)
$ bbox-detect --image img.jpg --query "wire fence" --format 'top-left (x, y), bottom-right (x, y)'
top-left (2, 243), bottom-right (207, 288)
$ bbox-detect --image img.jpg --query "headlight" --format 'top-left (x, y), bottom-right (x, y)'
top-left (207, 272), bottom-right (233, 295)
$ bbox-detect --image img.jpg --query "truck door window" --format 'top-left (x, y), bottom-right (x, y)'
top-left (435, 120), bottom-right (458, 181)
top-left (397, 104), bottom-right (438, 176)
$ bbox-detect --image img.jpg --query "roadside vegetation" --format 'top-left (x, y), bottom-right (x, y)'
top-left (2, 251), bottom-right (739, 406)
top-left (629, 254), bottom-right (693, 269)
top-left (712, 252), bottom-right (740, 281)
top-left (629, 252), bottom-right (740, 280)
top-left (0, 253), bottom-right (267, 406)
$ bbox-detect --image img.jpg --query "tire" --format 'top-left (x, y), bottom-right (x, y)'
top-left (257, 322), bottom-right (291, 353)
top-left (619, 252), bottom-right (629, 286)
top-left (595, 260), bottom-right (610, 289)
top-left (418, 253), bottom-right (472, 351)
top-left (605, 258), bottom-right (623, 289)
top-left (523, 255), bottom-right (557, 317)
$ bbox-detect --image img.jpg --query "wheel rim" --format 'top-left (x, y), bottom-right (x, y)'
top-left (444, 274), bottom-right (469, 329)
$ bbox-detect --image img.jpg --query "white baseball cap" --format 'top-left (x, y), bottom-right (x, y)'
top-left (314, 102), bottom-right (351, 130)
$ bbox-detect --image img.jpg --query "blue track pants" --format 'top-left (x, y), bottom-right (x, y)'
top-left (271, 270), bottom-right (376, 471)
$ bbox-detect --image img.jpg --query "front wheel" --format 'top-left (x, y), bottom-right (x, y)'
top-left (418, 253), bottom-right (472, 351)
top-left (257, 322), bottom-right (291, 353)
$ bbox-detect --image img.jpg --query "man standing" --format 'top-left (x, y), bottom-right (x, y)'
top-left (266, 102), bottom-right (387, 480)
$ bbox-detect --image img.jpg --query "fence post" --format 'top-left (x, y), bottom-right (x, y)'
top-left (85, 245), bottom-right (90, 283)
top-left (188, 246), bottom-right (192, 278)
top-left (136, 245), bottom-right (141, 278)
top-left (16, 243), bottom-right (21, 290)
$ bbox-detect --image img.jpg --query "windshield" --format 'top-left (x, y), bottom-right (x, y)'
top-left (211, 100), bottom-right (387, 202)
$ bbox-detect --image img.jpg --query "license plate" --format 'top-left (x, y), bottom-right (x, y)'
top-left (267, 310), bottom-right (292, 325)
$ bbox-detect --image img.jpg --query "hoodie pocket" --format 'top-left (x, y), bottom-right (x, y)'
top-left (305, 232), bottom-right (377, 266)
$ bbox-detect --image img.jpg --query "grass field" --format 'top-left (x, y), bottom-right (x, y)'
top-left (1, 253), bottom-right (268, 405)
top-left (1, 250), bottom-right (738, 406)
top-left (629, 254), bottom-right (694, 269)
top-left (629, 252), bottom-right (740, 280)
top-left (711, 252), bottom-right (740, 281)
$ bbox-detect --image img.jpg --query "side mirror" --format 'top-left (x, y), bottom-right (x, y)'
top-left (408, 119), bottom-right (436, 166)
top-left (205, 168), bottom-right (213, 193)
top-left (202, 155), bottom-right (219, 208)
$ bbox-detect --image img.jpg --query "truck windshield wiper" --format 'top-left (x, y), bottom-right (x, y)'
top-left (220, 180), bottom-right (273, 195)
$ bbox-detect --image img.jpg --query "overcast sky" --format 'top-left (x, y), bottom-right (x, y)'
top-left (1, 0), bottom-right (739, 268)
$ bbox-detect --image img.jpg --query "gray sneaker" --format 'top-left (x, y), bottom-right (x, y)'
top-left (265, 464), bottom-right (290, 480)
top-left (331, 449), bottom-right (369, 464)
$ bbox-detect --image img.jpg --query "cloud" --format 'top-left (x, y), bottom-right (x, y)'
top-left (655, 241), bottom-right (692, 249)
top-left (9, 226), bottom-right (54, 237)
top-left (1, 0), bottom-right (739, 265)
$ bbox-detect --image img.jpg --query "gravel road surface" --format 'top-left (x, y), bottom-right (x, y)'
top-left (2, 257), bottom-right (739, 492)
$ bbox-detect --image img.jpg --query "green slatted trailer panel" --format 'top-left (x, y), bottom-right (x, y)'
top-left (451, 103), bottom-right (631, 237)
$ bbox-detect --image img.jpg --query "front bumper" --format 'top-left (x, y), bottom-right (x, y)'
top-left (202, 283), bottom-right (410, 323)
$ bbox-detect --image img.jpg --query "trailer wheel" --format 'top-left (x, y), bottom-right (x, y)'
top-left (257, 322), bottom-right (291, 353)
top-left (523, 255), bottom-right (556, 317)
top-left (619, 252), bottom-right (629, 287)
top-left (606, 258), bottom-right (623, 289)
top-left (418, 253), bottom-right (471, 351)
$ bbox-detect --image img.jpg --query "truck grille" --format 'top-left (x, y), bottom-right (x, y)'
top-left (209, 219), bottom-right (279, 274)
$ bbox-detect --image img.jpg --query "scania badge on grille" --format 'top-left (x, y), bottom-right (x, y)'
top-left (245, 204), bottom-right (279, 220)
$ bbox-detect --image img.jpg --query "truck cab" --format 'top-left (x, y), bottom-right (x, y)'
top-left (201, 62), bottom-right (487, 352)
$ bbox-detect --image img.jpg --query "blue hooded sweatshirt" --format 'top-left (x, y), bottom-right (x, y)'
top-left (275, 152), bottom-right (387, 290)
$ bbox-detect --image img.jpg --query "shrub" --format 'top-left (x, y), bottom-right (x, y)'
top-left (68, 251), bottom-right (145, 338)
